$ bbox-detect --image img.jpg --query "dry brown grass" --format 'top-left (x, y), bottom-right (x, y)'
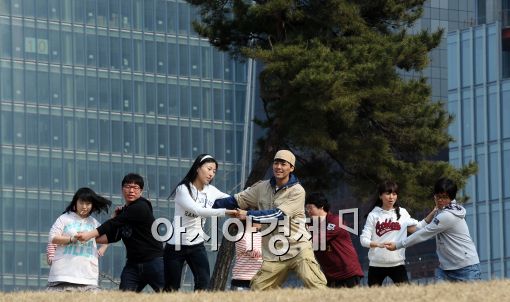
top-left (1, 280), bottom-right (508, 302)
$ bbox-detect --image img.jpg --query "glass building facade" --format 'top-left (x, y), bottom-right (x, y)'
top-left (0, 0), bottom-right (255, 291)
top-left (447, 21), bottom-right (510, 279)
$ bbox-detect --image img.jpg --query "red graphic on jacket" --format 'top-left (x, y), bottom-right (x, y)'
top-left (375, 219), bottom-right (401, 237)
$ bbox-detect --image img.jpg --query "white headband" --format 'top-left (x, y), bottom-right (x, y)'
top-left (200, 155), bottom-right (214, 162)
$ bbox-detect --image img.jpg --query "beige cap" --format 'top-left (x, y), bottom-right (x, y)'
top-left (274, 150), bottom-right (295, 166)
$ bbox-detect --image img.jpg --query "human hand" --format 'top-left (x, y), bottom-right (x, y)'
top-left (225, 209), bottom-right (238, 216)
top-left (97, 245), bottom-right (108, 257)
top-left (75, 231), bottom-right (93, 242)
top-left (384, 242), bottom-right (397, 251)
top-left (112, 205), bottom-right (124, 218)
top-left (236, 209), bottom-right (248, 220)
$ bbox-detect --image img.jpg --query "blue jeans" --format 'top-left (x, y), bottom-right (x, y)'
top-left (119, 257), bottom-right (164, 292)
top-left (435, 264), bottom-right (481, 282)
top-left (164, 243), bottom-right (210, 291)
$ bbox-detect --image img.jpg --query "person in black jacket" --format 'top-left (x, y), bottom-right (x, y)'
top-left (76, 173), bottom-right (164, 292)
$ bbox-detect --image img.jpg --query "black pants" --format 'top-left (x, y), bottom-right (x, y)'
top-left (163, 243), bottom-right (210, 291)
top-left (327, 275), bottom-right (361, 288)
top-left (367, 265), bottom-right (409, 287)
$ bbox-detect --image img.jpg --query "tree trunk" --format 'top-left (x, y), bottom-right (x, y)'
top-left (209, 127), bottom-right (281, 290)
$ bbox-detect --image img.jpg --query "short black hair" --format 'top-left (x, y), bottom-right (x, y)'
top-left (305, 192), bottom-right (330, 212)
top-left (122, 173), bottom-right (144, 190)
top-left (434, 178), bottom-right (457, 200)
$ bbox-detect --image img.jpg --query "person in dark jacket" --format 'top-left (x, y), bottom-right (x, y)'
top-left (305, 192), bottom-right (364, 288)
top-left (76, 173), bottom-right (164, 292)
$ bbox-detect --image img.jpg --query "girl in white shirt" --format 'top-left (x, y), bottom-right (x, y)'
top-left (47, 187), bottom-right (111, 291)
top-left (360, 181), bottom-right (417, 286)
top-left (164, 154), bottom-right (236, 291)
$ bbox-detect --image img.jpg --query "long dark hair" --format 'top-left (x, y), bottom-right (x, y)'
top-left (365, 180), bottom-right (401, 220)
top-left (169, 154), bottom-right (219, 199)
top-left (63, 187), bottom-right (112, 216)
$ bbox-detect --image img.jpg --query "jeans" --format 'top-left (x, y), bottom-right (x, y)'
top-left (436, 264), bottom-right (481, 282)
top-left (119, 257), bottom-right (164, 292)
top-left (164, 243), bottom-right (210, 291)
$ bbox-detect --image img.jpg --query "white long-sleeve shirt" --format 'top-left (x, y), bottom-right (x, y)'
top-left (360, 207), bottom-right (417, 267)
top-left (168, 183), bottom-right (230, 245)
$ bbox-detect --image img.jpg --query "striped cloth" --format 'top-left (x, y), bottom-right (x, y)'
top-left (46, 242), bottom-right (57, 265)
top-left (231, 232), bottom-right (263, 281)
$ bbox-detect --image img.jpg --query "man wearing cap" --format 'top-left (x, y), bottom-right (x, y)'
top-left (213, 150), bottom-right (327, 290)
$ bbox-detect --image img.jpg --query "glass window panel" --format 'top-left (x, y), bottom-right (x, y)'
top-left (134, 80), bottom-right (144, 114)
top-left (504, 148), bottom-right (510, 198)
top-left (37, 69), bottom-right (50, 104)
top-left (167, 1), bottom-right (177, 33)
top-left (62, 73), bottom-right (73, 106)
top-left (156, 0), bottom-right (167, 33)
top-left (121, 0), bottom-right (132, 29)
top-left (121, 37), bottom-right (132, 71)
top-left (145, 40), bottom-right (156, 73)
top-left (25, 70), bottom-right (37, 103)
top-left (212, 49), bottom-right (223, 79)
top-left (110, 36), bottom-right (121, 70)
top-left (235, 61), bottom-right (246, 82)
top-left (15, 155), bottom-right (26, 187)
top-left (97, 0), bottom-right (107, 27)
top-left (111, 78), bottom-right (121, 111)
top-left (461, 90), bottom-right (472, 146)
top-left (460, 34), bottom-right (472, 87)
top-left (50, 114), bottom-right (62, 148)
top-left (180, 126), bottom-right (191, 158)
top-left (25, 112), bottom-right (38, 146)
top-left (51, 157), bottom-right (63, 190)
top-left (135, 123), bottom-right (145, 155)
top-left (109, 0), bottom-right (120, 28)
top-left (202, 87), bottom-right (212, 120)
top-left (86, 0), bottom-right (96, 26)
top-left (167, 83), bottom-right (178, 116)
top-left (0, 67), bottom-right (12, 100)
top-left (11, 24), bottom-right (23, 60)
top-left (48, 29), bottom-right (60, 64)
top-left (133, 0), bottom-right (143, 30)
top-left (13, 68), bottom-right (24, 101)
top-left (168, 43), bottom-right (177, 75)
top-left (236, 129), bottom-right (243, 162)
top-left (86, 75), bottom-right (98, 109)
top-left (180, 85), bottom-right (190, 117)
top-left (99, 119), bottom-right (110, 152)
top-left (190, 45), bottom-right (200, 77)
top-left (201, 46), bottom-right (212, 78)
top-left (75, 117), bottom-right (87, 150)
top-left (74, 74), bottom-right (86, 108)
top-left (61, 0), bottom-right (72, 22)
top-left (474, 36), bottom-right (483, 85)
top-left (0, 0), bottom-right (11, 15)
top-left (203, 127), bottom-right (213, 155)
top-left (144, 0), bottom-right (155, 31)
top-left (179, 44), bottom-right (189, 76)
top-left (11, 0), bottom-right (21, 16)
top-left (0, 21), bottom-right (12, 58)
top-left (111, 120), bottom-right (122, 153)
top-left (487, 29), bottom-right (496, 82)
top-left (158, 166), bottom-right (168, 198)
top-left (111, 162), bottom-right (122, 193)
top-left (99, 77), bottom-right (109, 110)
top-left (86, 34), bottom-right (97, 67)
top-left (146, 124), bottom-right (156, 156)
top-left (98, 35), bottom-right (109, 68)
top-left (1, 153), bottom-right (14, 186)
top-left (191, 86), bottom-right (201, 118)
top-left (474, 89), bottom-right (485, 144)
top-left (133, 39), bottom-right (143, 72)
top-left (156, 41), bottom-right (167, 75)
top-left (224, 53), bottom-right (233, 81)
top-left (122, 79), bottom-right (132, 112)
top-left (157, 83), bottom-right (167, 115)
top-left (146, 82), bottom-right (156, 115)
top-left (178, 2), bottom-right (189, 35)
top-left (158, 124), bottom-right (168, 157)
top-left (74, 31), bottom-right (85, 66)
top-left (88, 117), bottom-right (98, 150)
top-left (36, 27), bottom-right (49, 62)
top-left (213, 88), bottom-right (223, 120)
top-left (503, 90), bottom-right (510, 139)
top-left (61, 31), bottom-right (73, 65)
top-left (39, 157), bottom-right (50, 189)
top-left (73, 0), bottom-right (85, 23)
top-left (488, 92), bottom-right (497, 141)
top-left (123, 121), bottom-right (133, 153)
top-left (191, 127), bottom-right (201, 158)
top-left (76, 158), bottom-right (87, 186)
top-left (225, 88), bottom-right (233, 122)
top-left (489, 151), bottom-right (499, 200)
top-left (476, 151), bottom-right (487, 201)
top-left (214, 129), bottom-right (224, 161)
top-left (1, 110), bottom-right (13, 144)
top-left (38, 114), bottom-right (50, 147)
top-left (63, 116), bottom-right (74, 149)
top-left (169, 125), bottom-right (179, 157)
top-left (23, 0), bottom-right (35, 17)
top-left (236, 87), bottom-right (246, 123)
top-left (100, 160), bottom-right (110, 193)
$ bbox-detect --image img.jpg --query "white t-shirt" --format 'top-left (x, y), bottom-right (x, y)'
top-left (168, 183), bottom-right (230, 246)
top-left (48, 212), bottom-right (101, 286)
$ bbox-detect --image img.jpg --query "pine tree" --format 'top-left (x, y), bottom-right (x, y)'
top-left (186, 0), bottom-right (477, 289)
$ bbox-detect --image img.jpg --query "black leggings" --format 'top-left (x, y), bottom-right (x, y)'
top-left (163, 243), bottom-right (210, 291)
top-left (367, 265), bottom-right (409, 286)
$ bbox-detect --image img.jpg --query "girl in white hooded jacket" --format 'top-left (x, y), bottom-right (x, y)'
top-left (360, 181), bottom-right (418, 286)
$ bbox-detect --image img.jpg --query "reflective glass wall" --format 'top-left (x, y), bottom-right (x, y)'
top-left (448, 22), bottom-right (510, 279)
top-left (0, 0), bottom-right (253, 291)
